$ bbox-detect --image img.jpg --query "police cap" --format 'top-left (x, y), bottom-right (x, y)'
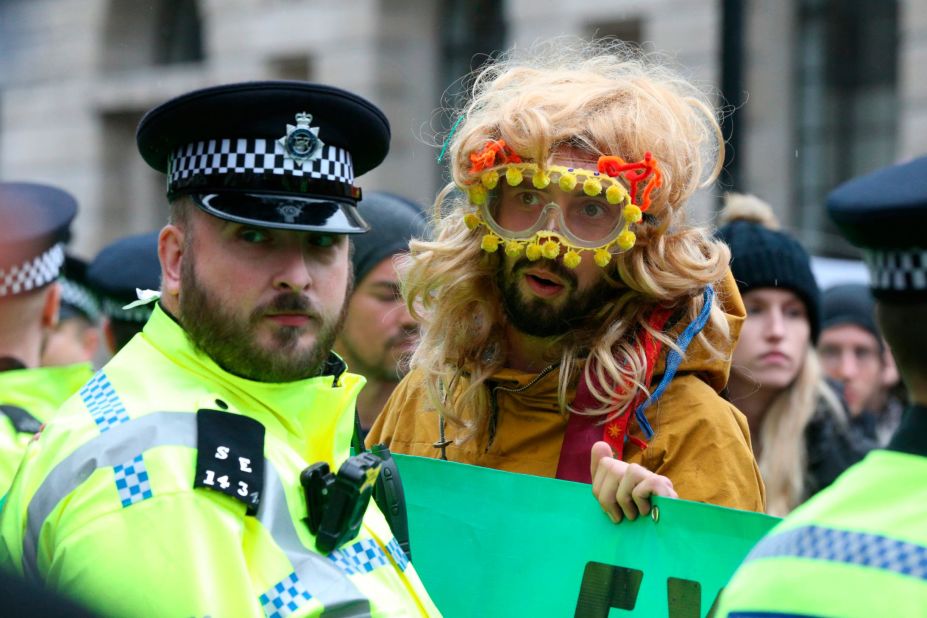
top-left (827, 155), bottom-right (927, 301)
top-left (59, 255), bottom-right (101, 322)
top-left (136, 81), bottom-right (390, 234)
top-left (0, 182), bottom-right (76, 298)
top-left (87, 232), bottom-right (161, 323)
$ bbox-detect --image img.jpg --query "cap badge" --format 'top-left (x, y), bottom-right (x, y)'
top-left (278, 112), bottom-right (324, 163)
top-left (277, 203), bottom-right (305, 223)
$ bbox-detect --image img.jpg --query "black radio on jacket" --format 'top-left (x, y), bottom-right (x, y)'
top-left (301, 452), bottom-right (382, 553)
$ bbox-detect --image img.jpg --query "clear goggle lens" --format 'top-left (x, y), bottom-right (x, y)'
top-left (484, 191), bottom-right (625, 248)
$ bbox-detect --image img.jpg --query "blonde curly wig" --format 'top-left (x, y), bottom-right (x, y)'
top-left (404, 38), bottom-right (733, 441)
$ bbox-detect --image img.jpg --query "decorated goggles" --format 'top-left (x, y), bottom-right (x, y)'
top-left (462, 141), bottom-right (662, 268)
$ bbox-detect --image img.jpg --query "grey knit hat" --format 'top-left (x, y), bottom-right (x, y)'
top-left (821, 283), bottom-right (881, 348)
top-left (351, 192), bottom-right (428, 284)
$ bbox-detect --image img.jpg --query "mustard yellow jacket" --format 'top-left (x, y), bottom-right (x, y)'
top-left (367, 271), bottom-right (766, 513)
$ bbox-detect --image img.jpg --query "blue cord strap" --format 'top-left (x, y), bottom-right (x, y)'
top-left (633, 285), bottom-right (715, 440)
top-left (436, 114), bottom-right (466, 164)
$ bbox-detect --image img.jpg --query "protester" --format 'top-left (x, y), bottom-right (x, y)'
top-left (0, 81), bottom-right (438, 617)
top-left (820, 282), bottom-right (904, 445)
top-left (717, 155), bottom-right (927, 617)
top-left (367, 39), bottom-right (765, 520)
top-left (717, 193), bottom-right (874, 515)
top-left (40, 255), bottom-right (101, 367)
top-left (0, 183), bottom-right (92, 496)
top-left (334, 192), bottom-right (427, 437)
top-left (86, 231), bottom-right (161, 355)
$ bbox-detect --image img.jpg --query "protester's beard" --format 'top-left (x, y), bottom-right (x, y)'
top-left (497, 257), bottom-right (616, 337)
top-left (179, 258), bottom-right (347, 382)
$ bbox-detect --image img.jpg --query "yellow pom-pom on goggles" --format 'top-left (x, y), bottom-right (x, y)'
top-left (462, 144), bottom-right (662, 269)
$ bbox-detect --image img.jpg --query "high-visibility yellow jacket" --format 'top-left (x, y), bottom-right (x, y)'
top-left (0, 305), bottom-right (439, 618)
top-left (716, 406), bottom-right (927, 617)
top-left (0, 362), bottom-right (93, 496)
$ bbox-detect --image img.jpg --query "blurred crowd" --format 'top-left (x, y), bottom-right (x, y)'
top-left (0, 36), bottom-right (922, 618)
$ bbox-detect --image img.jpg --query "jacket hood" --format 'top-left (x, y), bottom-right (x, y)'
top-left (653, 269), bottom-right (744, 393)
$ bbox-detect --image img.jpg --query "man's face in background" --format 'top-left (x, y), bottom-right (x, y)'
top-left (336, 255), bottom-right (419, 381)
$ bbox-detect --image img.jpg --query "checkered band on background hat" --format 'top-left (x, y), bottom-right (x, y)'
top-left (827, 155), bottom-right (927, 301)
top-left (0, 182), bottom-right (77, 298)
top-left (136, 81), bottom-right (391, 234)
top-left (59, 255), bottom-right (101, 322)
top-left (87, 231), bottom-right (161, 323)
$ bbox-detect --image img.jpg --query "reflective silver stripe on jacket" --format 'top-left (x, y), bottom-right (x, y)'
top-left (22, 411), bottom-right (372, 616)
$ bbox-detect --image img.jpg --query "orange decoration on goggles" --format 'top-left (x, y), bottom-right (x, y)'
top-left (468, 140), bottom-right (523, 175)
top-left (596, 152), bottom-right (663, 212)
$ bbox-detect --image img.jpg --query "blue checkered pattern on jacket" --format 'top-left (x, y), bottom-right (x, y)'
top-left (745, 524), bottom-right (927, 580)
top-left (328, 538), bottom-right (389, 576)
top-left (259, 572), bottom-right (312, 618)
top-left (80, 371), bottom-right (130, 431)
top-left (113, 454), bottom-right (153, 508)
top-left (386, 537), bottom-right (409, 571)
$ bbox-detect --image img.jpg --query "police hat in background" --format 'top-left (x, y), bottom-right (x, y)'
top-left (827, 155), bottom-right (927, 302)
top-left (351, 192), bottom-right (428, 285)
top-left (59, 255), bottom-right (101, 323)
top-left (136, 81), bottom-right (391, 234)
top-left (87, 232), bottom-right (161, 323)
top-left (0, 182), bottom-right (76, 298)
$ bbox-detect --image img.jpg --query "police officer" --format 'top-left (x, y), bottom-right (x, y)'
top-left (717, 155), bottom-right (927, 616)
top-left (40, 254), bottom-right (102, 368)
top-left (0, 82), bottom-right (438, 617)
top-left (0, 183), bottom-right (91, 496)
top-left (86, 231), bottom-right (161, 356)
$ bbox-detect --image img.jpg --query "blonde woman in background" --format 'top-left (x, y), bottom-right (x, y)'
top-left (717, 194), bottom-right (875, 516)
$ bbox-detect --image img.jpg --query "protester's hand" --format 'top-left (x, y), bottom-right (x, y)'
top-left (590, 441), bottom-right (677, 523)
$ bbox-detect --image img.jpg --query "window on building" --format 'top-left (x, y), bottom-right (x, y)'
top-left (794, 0), bottom-right (898, 256)
top-left (100, 110), bottom-right (165, 244)
top-left (584, 18), bottom-right (642, 44)
top-left (102, 0), bottom-right (203, 71)
top-left (437, 0), bottom-right (507, 184)
top-left (267, 56), bottom-right (314, 82)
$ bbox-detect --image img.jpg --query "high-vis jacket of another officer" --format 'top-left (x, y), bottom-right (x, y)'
top-left (716, 407), bottom-right (927, 617)
top-left (0, 304), bottom-right (439, 618)
top-left (0, 362), bottom-right (93, 496)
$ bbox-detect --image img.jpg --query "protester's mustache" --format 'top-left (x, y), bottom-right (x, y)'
top-left (512, 256), bottom-right (578, 288)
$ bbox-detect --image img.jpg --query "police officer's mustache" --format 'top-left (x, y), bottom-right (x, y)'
top-left (258, 293), bottom-right (320, 319)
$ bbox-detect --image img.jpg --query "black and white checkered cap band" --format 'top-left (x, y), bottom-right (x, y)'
top-left (0, 243), bottom-right (65, 298)
top-left (60, 278), bottom-right (101, 321)
top-left (168, 139), bottom-right (355, 189)
top-left (101, 297), bottom-right (153, 323)
top-left (864, 249), bottom-right (927, 293)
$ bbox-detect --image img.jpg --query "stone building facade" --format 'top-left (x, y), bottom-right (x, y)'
top-left (0, 0), bottom-right (924, 259)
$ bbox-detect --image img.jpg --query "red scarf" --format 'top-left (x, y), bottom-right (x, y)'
top-left (554, 308), bottom-right (673, 483)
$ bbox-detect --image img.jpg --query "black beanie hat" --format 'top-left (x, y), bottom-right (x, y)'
top-left (351, 192), bottom-right (428, 284)
top-left (821, 283), bottom-right (882, 348)
top-left (716, 207), bottom-right (822, 343)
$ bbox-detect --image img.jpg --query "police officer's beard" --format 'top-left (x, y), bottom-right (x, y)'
top-left (178, 259), bottom-right (348, 383)
top-left (497, 257), bottom-right (616, 338)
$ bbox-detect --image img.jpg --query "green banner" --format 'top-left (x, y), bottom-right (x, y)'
top-left (395, 454), bottom-right (779, 617)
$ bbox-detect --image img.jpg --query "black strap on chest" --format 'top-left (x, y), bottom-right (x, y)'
top-left (353, 408), bottom-right (412, 561)
top-left (0, 404), bottom-right (42, 435)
